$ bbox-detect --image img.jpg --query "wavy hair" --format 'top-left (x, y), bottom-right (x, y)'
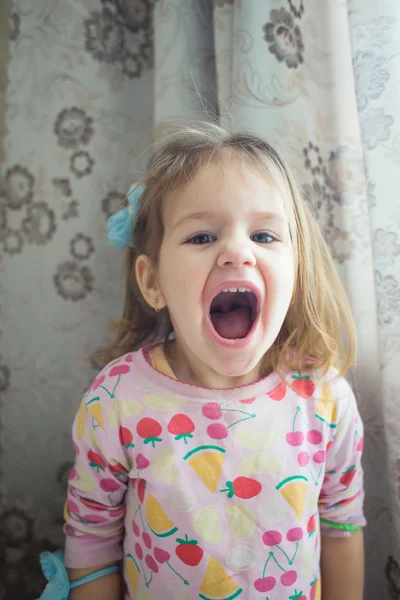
top-left (95, 122), bottom-right (357, 378)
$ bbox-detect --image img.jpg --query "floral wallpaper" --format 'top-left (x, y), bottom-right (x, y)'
top-left (1, 1), bottom-right (400, 599)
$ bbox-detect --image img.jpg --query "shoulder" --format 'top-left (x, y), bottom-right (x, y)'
top-left (285, 365), bottom-right (357, 415)
top-left (84, 349), bottom-right (146, 399)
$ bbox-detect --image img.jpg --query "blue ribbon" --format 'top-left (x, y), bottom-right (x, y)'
top-left (107, 183), bottom-right (145, 249)
top-left (36, 551), bottom-right (120, 599)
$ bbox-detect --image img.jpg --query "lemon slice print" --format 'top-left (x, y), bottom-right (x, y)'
top-left (276, 475), bottom-right (308, 520)
top-left (239, 452), bottom-right (283, 475)
top-left (126, 553), bottom-right (140, 594)
top-left (86, 397), bottom-right (104, 429)
top-left (145, 493), bottom-right (178, 537)
top-left (143, 392), bottom-right (185, 411)
top-left (199, 557), bottom-right (243, 600)
top-left (226, 503), bottom-right (255, 541)
top-left (183, 446), bottom-right (225, 494)
top-left (150, 448), bottom-right (179, 484)
top-left (315, 383), bottom-right (337, 428)
top-left (193, 505), bottom-right (223, 543)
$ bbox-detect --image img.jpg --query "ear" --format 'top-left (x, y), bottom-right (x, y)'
top-left (135, 254), bottom-right (167, 311)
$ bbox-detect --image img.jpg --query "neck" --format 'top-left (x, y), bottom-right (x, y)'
top-left (164, 339), bottom-right (268, 389)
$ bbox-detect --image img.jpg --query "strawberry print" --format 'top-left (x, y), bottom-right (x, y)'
top-left (80, 497), bottom-right (108, 511)
top-left (167, 414), bottom-right (195, 444)
top-left (340, 465), bottom-right (356, 487)
top-left (136, 418), bottom-right (163, 448)
top-left (137, 479), bottom-right (146, 504)
top-left (87, 450), bottom-right (106, 473)
top-left (267, 381), bottom-right (287, 401)
top-left (290, 591), bottom-right (306, 600)
top-left (175, 534), bottom-right (204, 566)
top-left (239, 397), bottom-right (255, 404)
top-left (310, 577), bottom-right (321, 600)
top-left (119, 426), bottom-right (135, 449)
top-left (291, 373), bottom-right (315, 397)
top-left (109, 462), bottom-right (129, 477)
top-left (307, 514), bottom-right (317, 537)
top-left (221, 476), bottom-right (262, 499)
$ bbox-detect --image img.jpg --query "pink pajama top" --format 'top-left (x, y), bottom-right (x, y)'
top-left (64, 345), bottom-right (365, 600)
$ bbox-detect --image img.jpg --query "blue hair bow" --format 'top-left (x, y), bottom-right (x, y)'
top-left (107, 183), bottom-right (145, 249)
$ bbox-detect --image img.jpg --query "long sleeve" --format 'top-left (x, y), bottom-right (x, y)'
top-left (318, 377), bottom-right (366, 537)
top-left (64, 381), bottom-right (131, 569)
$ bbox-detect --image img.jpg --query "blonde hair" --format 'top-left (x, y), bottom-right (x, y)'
top-left (95, 122), bottom-right (357, 378)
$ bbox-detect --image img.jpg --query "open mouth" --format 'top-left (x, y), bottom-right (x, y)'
top-left (209, 287), bottom-right (258, 340)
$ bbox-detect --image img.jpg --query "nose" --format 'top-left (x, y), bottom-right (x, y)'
top-left (217, 239), bottom-right (256, 269)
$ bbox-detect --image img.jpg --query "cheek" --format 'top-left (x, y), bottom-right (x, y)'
top-left (158, 251), bottom-right (202, 305)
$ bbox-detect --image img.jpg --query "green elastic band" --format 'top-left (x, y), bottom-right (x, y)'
top-left (320, 518), bottom-right (361, 531)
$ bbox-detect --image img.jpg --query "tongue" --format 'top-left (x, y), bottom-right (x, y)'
top-left (210, 307), bottom-right (253, 340)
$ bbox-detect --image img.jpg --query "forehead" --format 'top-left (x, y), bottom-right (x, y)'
top-left (162, 156), bottom-right (290, 224)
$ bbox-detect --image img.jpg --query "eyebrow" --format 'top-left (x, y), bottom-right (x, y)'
top-left (172, 210), bottom-right (287, 231)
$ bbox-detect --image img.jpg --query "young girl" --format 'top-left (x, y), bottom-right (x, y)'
top-left (39, 124), bottom-right (365, 600)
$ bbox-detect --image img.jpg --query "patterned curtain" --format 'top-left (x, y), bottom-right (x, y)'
top-left (1, 1), bottom-right (399, 599)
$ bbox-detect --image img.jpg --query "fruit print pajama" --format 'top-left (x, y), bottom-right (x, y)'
top-left (64, 345), bottom-right (365, 600)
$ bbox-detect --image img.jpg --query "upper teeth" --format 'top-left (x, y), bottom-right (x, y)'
top-left (222, 287), bottom-right (252, 293)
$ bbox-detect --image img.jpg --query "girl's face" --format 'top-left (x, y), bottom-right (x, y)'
top-left (156, 158), bottom-right (295, 387)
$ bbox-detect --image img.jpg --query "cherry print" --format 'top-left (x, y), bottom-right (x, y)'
top-left (135, 542), bottom-right (143, 560)
top-left (67, 499), bottom-right (80, 514)
top-left (136, 454), bottom-right (150, 470)
top-left (307, 429), bottom-right (322, 445)
top-left (92, 375), bottom-right (105, 391)
top-left (109, 365), bottom-right (130, 377)
top-left (286, 431), bottom-right (304, 447)
top-left (281, 570), bottom-right (297, 586)
top-left (137, 418), bottom-right (163, 447)
top-left (167, 414), bottom-right (195, 444)
top-left (207, 423), bottom-right (228, 439)
top-left (313, 450), bottom-right (325, 464)
top-left (153, 547), bottom-right (189, 585)
top-left (254, 576), bottom-right (276, 592)
top-left (145, 554), bottom-right (159, 573)
top-left (154, 547), bottom-right (170, 564)
top-left (99, 478), bottom-right (120, 506)
top-left (356, 436), bottom-right (364, 451)
top-left (110, 506), bottom-right (125, 518)
top-left (297, 451), bottom-right (309, 466)
top-left (142, 532), bottom-right (152, 549)
top-left (83, 514), bottom-right (108, 524)
top-left (263, 530), bottom-right (282, 546)
top-left (286, 528), bottom-right (303, 542)
top-left (97, 365), bottom-right (129, 398)
top-left (119, 426), bottom-right (135, 449)
top-left (202, 402), bottom-right (222, 420)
